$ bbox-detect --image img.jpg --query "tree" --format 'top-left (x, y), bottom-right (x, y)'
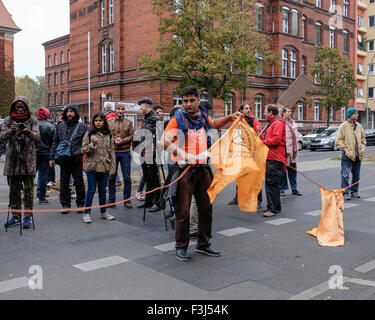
top-left (15, 75), bottom-right (45, 115)
top-left (139, 0), bottom-right (275, 109)
top-left (0, 58), bottom-right (15, 118)
top-left (305, 45), bottom-right (357, 127)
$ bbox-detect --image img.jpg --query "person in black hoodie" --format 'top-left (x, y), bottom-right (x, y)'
top-left (35, 107), bottom-right (55, 204)
top-left (50, 104), bottom-right (88, 214)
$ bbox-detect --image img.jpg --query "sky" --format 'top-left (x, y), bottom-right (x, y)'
top-left (2, 0), bottom-right (70, 79)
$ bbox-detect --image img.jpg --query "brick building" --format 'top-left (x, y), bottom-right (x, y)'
top-left (43, 0), bottom-right (357, 130)
top-left (0, 0), bottom-right (20, 116)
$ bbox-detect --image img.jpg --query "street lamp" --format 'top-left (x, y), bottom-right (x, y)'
top-left (101, 92), bottom-right (106, 112)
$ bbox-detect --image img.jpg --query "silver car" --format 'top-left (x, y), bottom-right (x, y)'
top-left (308, 127), bottom-right (339, 151)
top-left (302, 128), bottom-right (326, 149)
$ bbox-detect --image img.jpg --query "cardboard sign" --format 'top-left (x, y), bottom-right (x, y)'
top-left (277, 74), bottom-right (314, 110)
top-left (104, 101), bottom-right (141, 113)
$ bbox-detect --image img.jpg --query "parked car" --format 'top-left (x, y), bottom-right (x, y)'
top-left (365, 129), bottom-right (375, 146)
top-left (309, 126), bottom-right (339, 151)
top-left (302, 127), bottom-right (326, 149)
top-left (297, 132), bottom-right (303, 151)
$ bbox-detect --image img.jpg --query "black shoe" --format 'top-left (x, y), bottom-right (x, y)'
top-left (137, 203), bottom-right (152, 209)
top-left (176, 247), bottom-right (189, 261)
top-left (149, 204), bottom-right (161, 212)
top-left (39, 199), bottom-right (48, 204)
top-left (190, 232), bottom-right (198, 238)
top-left (195, 245), bottom-right (221, 257)
top-left (76, 205), bottom-right (84, 214)
top-left (124, 201), bottom-right (133, 209)
top-left (292, 190), bottom-right (302, 196)
top-left (227, 199), bottom-right (238, 205)
top-left (107, 199), bottom-right (116, 207)
top-left (61, 206), bottom-right (70, 214)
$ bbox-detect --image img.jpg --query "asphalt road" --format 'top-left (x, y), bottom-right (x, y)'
top-left (0, 148), bottom-right (375, 302)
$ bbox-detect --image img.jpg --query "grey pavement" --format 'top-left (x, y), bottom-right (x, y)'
top-left (0, 147), bottom-right (375, 300)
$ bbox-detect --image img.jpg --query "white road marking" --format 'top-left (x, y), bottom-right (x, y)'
top-left (217, 227), bottom-right (254, 237)
top-left (154, 240), bottom-right (197, 252)
top-left (347, 278), bottom-right (375, 287)
top-left (303, 203), bottom-right (359, 216)
top-left (363, 197), bottom-right (375, 202)
top-left (354, 260), bottom-right (375, 273)
top-left (73, 255), bottom-right (129, 272)
top-left (264, 218), bottom-right (296, 225)
top-left (0, 277), bottom-right (29, 294)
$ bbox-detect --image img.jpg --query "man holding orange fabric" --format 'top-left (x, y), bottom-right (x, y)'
top-left (162, 86), bottom-right (241, 261)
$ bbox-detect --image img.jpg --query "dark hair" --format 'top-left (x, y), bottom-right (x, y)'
top-left (266, 104), bottom-right (279, 115)
top-left (239, 102), bottom-right (251, 112)
top-left (154, 105), bottom-right (163, 112)
top-left (181, 85), bottom-right (199, 98)
top-left (90, 112), bottom-right (111, 135)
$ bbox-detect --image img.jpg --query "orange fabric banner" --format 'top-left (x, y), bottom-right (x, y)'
top-left (307, 187), bottom-right (345, 247)
top-left (207, 118), bottom-right (269, 212)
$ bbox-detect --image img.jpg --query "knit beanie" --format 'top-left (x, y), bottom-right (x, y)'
top-left (346, 108), bottom-right (357, 119)
top-left (36, 107), bottom-right (51, 120)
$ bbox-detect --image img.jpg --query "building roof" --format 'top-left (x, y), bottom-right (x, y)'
top-left (0, 0), bottom-right (21, 32)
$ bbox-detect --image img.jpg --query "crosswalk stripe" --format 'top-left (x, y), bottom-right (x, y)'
top-left (73, 255), bottom-right (129, 272)
top-left (354, 260), bottom-right (375, 273)
top-left (265, 218), bottom-right (296, 225)
top-left (217, 227), bottom-right (253, 237)
top-left (0, 277), bottom-right (29, 294)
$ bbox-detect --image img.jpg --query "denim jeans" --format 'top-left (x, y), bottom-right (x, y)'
top-left (108, 152), bottom-right (131, 201)
top-left (36, 156), bottom-right (50, 200)
top-left (280, 162), bottom-right (297, 191)
top-left (341, 153), bottom-right (361, 195)
top-left (84, 172), bottom-right (109, 214)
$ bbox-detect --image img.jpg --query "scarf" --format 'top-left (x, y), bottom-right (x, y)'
top-left (11, 111), bottom-right (30, 123)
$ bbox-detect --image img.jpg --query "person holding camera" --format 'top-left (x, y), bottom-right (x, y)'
top-left (0, 96), bottom-right (40, 229)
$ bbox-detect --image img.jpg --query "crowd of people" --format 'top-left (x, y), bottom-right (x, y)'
top-left (0, 87), bottom-right (366, 261)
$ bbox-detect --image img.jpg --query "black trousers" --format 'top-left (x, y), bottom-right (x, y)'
top-left (60, 159), bottom-right (85, 207)
top-left (141, 163), bottom-right (161, 207)
top-left (265, 160), bottom-right (283, 214)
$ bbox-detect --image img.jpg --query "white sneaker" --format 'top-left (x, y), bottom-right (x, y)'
top-left (47, 181), bottom-right (54, 187)
top-left (82, 214), bottom-right (92, 223)
top-left (101, 212), bottom-right (115, 220)
top-left (135, 191), bottom-right (145, 201)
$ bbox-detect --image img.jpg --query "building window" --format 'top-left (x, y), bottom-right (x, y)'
top-left (55, 93), bottom-right (58, 106)
top-left (48, 55), bottom-right (51, 67)
top-left (102, 44), bottom-right (107, 73)
top-left (316, 0), bottom-right (321, 8)
top-left (329, 28), bottom-right (335, 48)
top-left (61, 92), bottom-right (65, 105)
top-left (256, 3), bottom-right (263, 31)
top-left (282, 8), bottom-right (289, 33)
top-left (343, 30), bottom-right (348, 53)
top-left (67, 70), bottom-right (71, 82)
top-left (343, 0), bottom-right (349, 17)
top-left (302, 16), bottom-right (306, 40)
top-left (55, 73), bottom-right (58, 85)
top-left (315, 22), bottom-right (321, 46)
top-left (330, 0), bottom-right (336, 13)
top-left (48, 74), bottom-right (51, 87)
top-left (173, 93), bottom-right (182, 106)
top-left (368, 87), bottom-right (374, 99)
top-left (54, 53), bottom-right (57, 65)
top-left (297, 102), bottom-right (304, 120)
top-left (314, 101), bottom-right (320, 121)
top-left (357, 87), bottom-right (364, 98)
top-left (67, 49), bottom-right (70, 63)
top-left (101, 0), bottom-right (106, 26)
top-left (358, 16), bottom-right (363, 28)
top-left (369, 40), bottom-right (375, 52)
top-left (282, 49), bottom-right (288, 77)
top-left (341, 107), bottom-right (346, 122)
top-left (224, 94), bottom-right (233, 116)
top-left (109, 42), bottom-right (114, 72)
top-left (301, 56), bottom-right (307, 74)
top-left (61, 71), bottom-right (65, 85)
top-left (370, 16), bottom-right (375, 28)
top-left (255, 51), bottom-right (263, 75)
top-left (61, 51), bottom-right (64, 64)
top-left (255, 95), bottom-right (263, 119)
top-left (290, 50), bottom-right (297, 78)
top-left (109, 0), bottom-right (114, 24)
top-left (48, 94), bottom-right (51, 106)
top-left (369, 63), bottom-right (375, 75)
top-left (291, 10), bottom-right (298, 36)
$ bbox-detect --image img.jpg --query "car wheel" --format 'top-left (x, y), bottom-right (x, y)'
top-left (332, 143), bottom-right (338, 151)
top-left (298, 141), bottom-right (303, 151)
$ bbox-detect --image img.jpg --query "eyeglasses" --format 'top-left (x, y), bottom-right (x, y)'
top-left (183, 99), bottom-right (197, 104)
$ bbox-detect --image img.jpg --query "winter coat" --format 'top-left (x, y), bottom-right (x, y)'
top-left (285, 118), bottom-right (298, 164)
top-left (0, 96), bottom-right (40, 176)
top-left (81, 131), bottom-right (116, 175)
top-left (107, 116), bottom-right (134, 152)
top-left (335, 120), bottom-right (366, 161)
top-left (36, 119), bottom-right (55, 157)
top-left (50, 104), bottom-right (88, 162)
top-left (262, 115), bottom-right (286, 164)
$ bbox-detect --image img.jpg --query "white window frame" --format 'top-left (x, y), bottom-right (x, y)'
top-left (314, 101), bottom-right (320, 121)
top-left (291, 10), bottom-right (298, 36)
top-left (370, 16), bottom-right (375, 28)
top-left (48, 55), bottom-right (51, 67)
top-left (173, 93), bottom-right (182, 106)
top-left (301, 16), bottom-right (306, 40)
top-left (256, 3), bottom-right (263, 31)
top-left (61, 71), bottom-right (65, 85)
top-left (343, 0), bottom-right (349, 17)
top-left (224, 94), bottom-right (233, 116)
top-left (341, 107), bottom-right (346, 122)
top-left (255, 51), bottom-right (263, 75)
top-left (315, 22), bottom-right (321, 46)
top-left (61, 92), bottom-right (65, 105)
top-left (297, 102), bottom-right (304, 120)
top-left (55, 93), bottom-right (58, 106)
top-left (369, 40), bottom-right (375, 52)
top-left (316, 0), bottom-right (321, 8)
top-left (54, 53), bottom-right (57, 66)
top-left (282, 8), bottom-right (289, 33)
top-left (109, 0), bottom-right (114, 24)
top-left (101, 0), bottom-right (106, 26)
top-left (330, 0), bottom-right (336, 13)
top-left (369, 63), bottom-right (375, 75)
top-left (109, 42), bottom-right (114, 72)
top-left (290, 50), bottom-right (297, 78)
top-left (61, 51), bottom-right (64, 64)
top-left (282, 49), bottom-right (288, 77)
top-left (255, 95), bottom-right (263, 119)
top-left (329, 27), bottom-right (335, 48)
top-left (343, 30), bottom-right (348, 52)
top-left (102, 44), bottom-right (107, 73)
top-left (357, 87), bottom-right (364, 98)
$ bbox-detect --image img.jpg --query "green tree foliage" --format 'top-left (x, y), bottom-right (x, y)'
top-left (15, 75), bottom-right (45, 115)
top-left (305, 45), bottom-right (357, 126)
top-left (0, 68), bottom-right (15, 119)
top-left (139, 0), bottom-right (275, 108)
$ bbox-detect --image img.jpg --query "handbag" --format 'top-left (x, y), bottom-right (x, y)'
top-left (54, 123), bottom-right (80, 165)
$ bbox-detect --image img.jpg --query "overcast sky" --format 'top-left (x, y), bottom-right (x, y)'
top-left (2, 0), bottom-right (69, 79)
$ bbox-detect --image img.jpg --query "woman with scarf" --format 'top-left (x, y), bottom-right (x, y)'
top-left (0, 96), bottom-right (40, 229)
top-left (279, 107), bottom-right (302, 197)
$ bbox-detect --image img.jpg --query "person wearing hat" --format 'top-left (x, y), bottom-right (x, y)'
top-left (133, 97), bottom-right (162, 212)
top-left (335, 108), bottom-right (366, 201)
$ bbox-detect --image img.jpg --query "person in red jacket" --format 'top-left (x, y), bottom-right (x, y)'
top-left (261, 104), bottom-right (286, 217)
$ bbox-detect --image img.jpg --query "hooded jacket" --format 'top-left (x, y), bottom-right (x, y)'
top-left (262, 115), bottom-right (286, 164)
top-left (0, 96), bottom-right (40, 175)
top-left (50, 104), bottom-right (88, 162)
top-left (36, 107), bottom-right (55, 157)
top-left (335, 120), bottom-right (366, 161)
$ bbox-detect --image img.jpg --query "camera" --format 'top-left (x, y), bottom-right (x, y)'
top-left (17, 123), bottom-right (25, 131)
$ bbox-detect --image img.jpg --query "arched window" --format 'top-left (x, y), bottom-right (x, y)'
top-left (343, 30), bottom-right (348, 52)
top-left (67, 49), bottom-right (71, 63)
top-left (101, 44), bottom-right (107, 73)
top-left (54, 53), bottom-right (58, 65)
top-left (109, 42), bottom-right (114, 72)
top-left (61, 51), bottom-right (64, 64)
top-left (281, 47), bottom-right (298, 78)
top-left (48, 55), bottom-right (51, 67)
top-left (101, 42), bottom-right (115, 73)
top-left (61, 71), bottom-right (65, 85)
top-left (315, 22), bottom-right (322, 46)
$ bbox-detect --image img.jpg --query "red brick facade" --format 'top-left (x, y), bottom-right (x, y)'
top-left (44, 0), bottom-right (356, 131)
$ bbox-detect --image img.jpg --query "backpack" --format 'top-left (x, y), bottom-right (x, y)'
top-left (54, 123), bottom-right (80, 165)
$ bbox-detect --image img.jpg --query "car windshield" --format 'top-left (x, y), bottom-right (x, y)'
top-left (319, 129), bottom-right (337, 137)
top-left (308, 128), bottom-right (325, 135)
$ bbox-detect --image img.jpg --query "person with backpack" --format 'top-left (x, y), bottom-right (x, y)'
top-left (228, 102), bottom-right (263, 206)
top-left (81, 112), bottom-right (116, 223)
top-left (49, 104), bottom-right (88, 214)
top-left (161, 85), bottom-right (242, 261)
top-left (0, 96), bottom-right (40, 229)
